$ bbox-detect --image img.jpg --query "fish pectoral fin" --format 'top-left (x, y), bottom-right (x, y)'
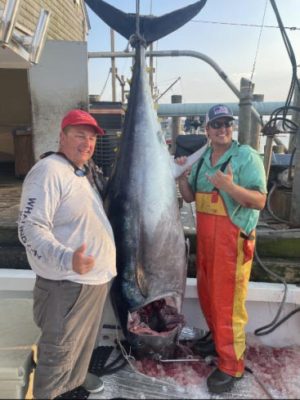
top-left (135, 263), bottom-right (148, 298)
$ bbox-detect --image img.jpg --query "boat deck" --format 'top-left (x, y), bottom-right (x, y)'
top-left (85, 327), bottom-right (300, 400)
top-left (1, 286), bottom-right (299, 400)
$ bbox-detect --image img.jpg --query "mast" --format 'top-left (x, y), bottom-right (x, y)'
top-left (110, 28), bottom-right (116, 101)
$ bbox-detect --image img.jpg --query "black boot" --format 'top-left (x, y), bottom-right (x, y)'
top-left (207, 368), bottom-right (242, 394)
top-left (192, 339), bottom-right (217, 357)
top-left (198, 331), bottom-right (212, 342)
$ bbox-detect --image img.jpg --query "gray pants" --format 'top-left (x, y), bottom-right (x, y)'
top-left (33, 276), bottom-right (108, 399)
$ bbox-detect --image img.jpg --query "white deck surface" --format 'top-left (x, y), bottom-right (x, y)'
top-left (0, 271), bottom-right (300, 399)
top-left (88, 327), bottom-right (300, 400)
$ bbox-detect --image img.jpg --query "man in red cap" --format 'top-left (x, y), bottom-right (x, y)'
top-left (18, 109), bottom-right (116, 399)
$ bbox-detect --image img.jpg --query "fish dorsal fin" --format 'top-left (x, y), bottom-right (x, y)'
top-left (85, 0), bottom-right (207, 46)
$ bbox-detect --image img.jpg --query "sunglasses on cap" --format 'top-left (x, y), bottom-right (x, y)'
top-left (209, 120), bottom-right (233, 129)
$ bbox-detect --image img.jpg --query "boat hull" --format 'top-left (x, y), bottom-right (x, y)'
top-left (1, 269), bottom-right (299, 348)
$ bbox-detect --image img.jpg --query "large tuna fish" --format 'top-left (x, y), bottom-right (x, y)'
top-left (85, 0), bottom-right (207, 358)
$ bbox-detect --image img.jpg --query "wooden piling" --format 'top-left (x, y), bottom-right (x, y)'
top-left (238, 77), bottom-right (254, 145)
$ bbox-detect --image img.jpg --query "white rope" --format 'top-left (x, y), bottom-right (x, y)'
top-left (249, 0), bottom-right (269, 84)
top-left (99, 68), bottom-right (111, 99)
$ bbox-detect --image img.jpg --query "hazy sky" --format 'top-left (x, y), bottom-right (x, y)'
top-left (86, 0), bottom-right (300, 105)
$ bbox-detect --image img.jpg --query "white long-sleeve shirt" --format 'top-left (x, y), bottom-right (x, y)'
top-left (18, 154), bottom-right (116, 285)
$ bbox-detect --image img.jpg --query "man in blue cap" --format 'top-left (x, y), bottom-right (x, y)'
top-left (176, 104), bottom-right (267, 394)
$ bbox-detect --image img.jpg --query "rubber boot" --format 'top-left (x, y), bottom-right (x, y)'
top-left (207, 368), bottom-right (242, 394)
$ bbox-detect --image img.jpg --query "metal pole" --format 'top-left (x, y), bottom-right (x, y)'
top-left (238, 78), bottom-right (254, 145)
top-left (116, 74), bottom-right (126, 104)
top-left (0, 0), bottom-right (21, 45)
top-left (149, 42), bottom-right (154, 97)
top-left (110, 29), bottom-right (116, 102)
top-left (89, 49), bottom-right (241, 99)
top-left (289, 81), bottom-right (300, 225)
top-left (264, 136), bottom-right (274, 180)
top-left (290, 127), bottom-right (300, 226)
top-left (171, 95), bottom-right (182, 155)
top-left (155, 77), bottom-right (181, 102)
top-left (136, 0), bottom-right (140, 35)
top-left (157, 101), bottom-right (285, 117)
top-left (251, 94), bottom-right (264, 151)
top-left (88, 50), bottom-right (265, 123)
top-left (290, 79), bottom-right (300, 152)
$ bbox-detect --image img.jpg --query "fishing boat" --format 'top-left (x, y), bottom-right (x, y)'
top-left (0, 235), bottom-right (300, 399)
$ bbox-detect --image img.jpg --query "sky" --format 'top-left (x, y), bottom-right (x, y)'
top-left (86, 0), bottom-right (300, 105)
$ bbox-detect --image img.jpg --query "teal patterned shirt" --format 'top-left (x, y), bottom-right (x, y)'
top-left (188, 140), bottom-right (267, 234)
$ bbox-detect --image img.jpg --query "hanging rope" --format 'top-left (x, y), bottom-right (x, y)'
top-left (99, 68), bottom-right (111, 99)
top-left (191, 19), bottom-right (300, 31)
top-left (249, 0), bottom-right (268, 84)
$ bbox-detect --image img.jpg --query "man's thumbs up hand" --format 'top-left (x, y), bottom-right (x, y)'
top-left (72, 243), bottom-right (95, 274)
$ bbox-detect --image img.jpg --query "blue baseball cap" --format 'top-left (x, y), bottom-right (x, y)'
top-left (206, 104), bottom-right (234, 125)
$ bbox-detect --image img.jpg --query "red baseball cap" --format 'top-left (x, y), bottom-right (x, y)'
top-left (61, 109), bottom-right (105, 135)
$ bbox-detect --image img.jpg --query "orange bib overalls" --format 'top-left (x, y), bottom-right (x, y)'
top-left (194, 158), bottom-right (255, 377)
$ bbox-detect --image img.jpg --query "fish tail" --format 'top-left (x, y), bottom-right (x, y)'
top-left (85, 0), bottom-right (207, 46)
